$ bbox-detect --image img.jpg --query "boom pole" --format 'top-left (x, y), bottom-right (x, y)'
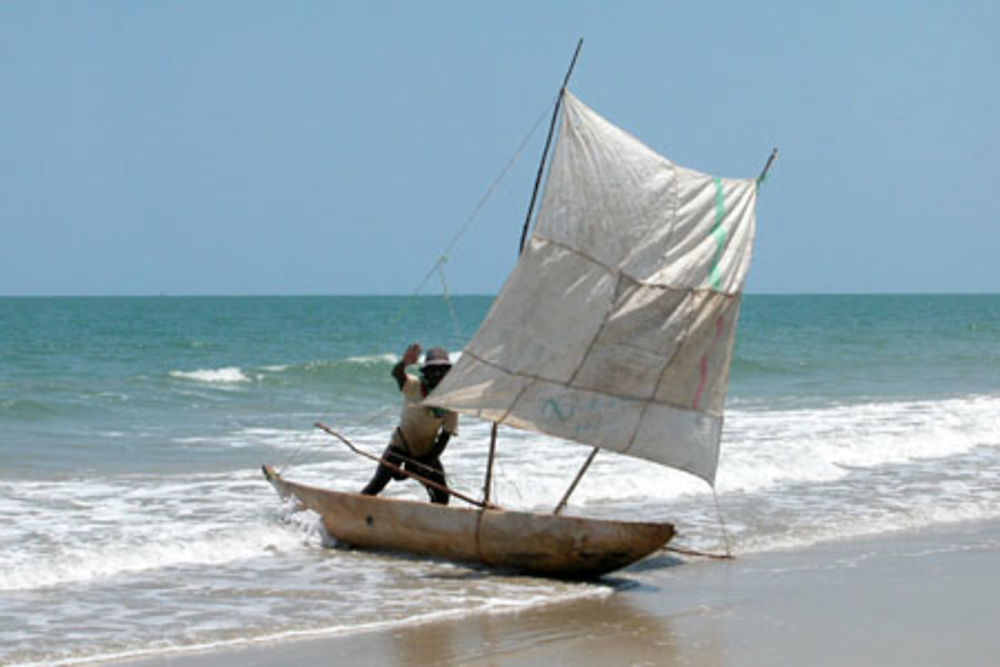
top-left (314, 422), bottom-right (498, 510)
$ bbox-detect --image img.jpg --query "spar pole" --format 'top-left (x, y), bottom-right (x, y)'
top-left (757, 148), bottom-right (778, 186)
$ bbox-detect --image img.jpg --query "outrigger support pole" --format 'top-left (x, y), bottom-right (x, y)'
top-left (483, 422), bottom-right (499, 504)
top-left (553, 446), bottom-right (598, 515)
top-left (314, 422), bottom-right (499, 510)
top-left (518, 38), bottom-right (584, 255)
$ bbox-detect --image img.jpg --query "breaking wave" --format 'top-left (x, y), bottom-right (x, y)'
top-left (169, 367), bottom-right (251, 384)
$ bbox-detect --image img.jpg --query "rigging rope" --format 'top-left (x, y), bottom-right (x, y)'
top-left (436, 256), bottom-right (463, 339)
top-left (665, 544), bottom-right (734, 561)
top-left (339, 100), bottom-right (552, 388)
top-left (279, 426), bottom-right (326, 475)
top-left (284, 103), bottom-right (552, 475)
top-left (398, 101), bottom-right (552, 308)
top-left (662, 485), bottom-right (735, 561)
top-left (712, 485), bottom-right (735, 558)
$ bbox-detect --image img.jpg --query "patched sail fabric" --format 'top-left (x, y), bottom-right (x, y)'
top-left (429, 90), bottom-right (757, 484)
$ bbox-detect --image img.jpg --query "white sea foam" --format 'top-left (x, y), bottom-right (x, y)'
top-left (716, 395), bottom-right (1000, 496)
top-left (427, 395), bottom-right (1000, 555)
top-left (274, 394), bottom-right (1000, 515)
top-left (169, 367), bottom-right (251, 383)
top-left (5, 393), bottom-right (1000, 667)
top-left (172, 427), bottom-right (320, 450)
top-left (0, 524), bottom-right (305, 591)
top-left (345, 351), bottom-right (464, 366)
top-left (261, 364), bottom-right (291, 372)
top-left (5, 565), bottom-right (605, 667)
top-left (0, 474), bottom-right (311, 592)
top-left (0, 462), bottom-right (604, 663)
top-left (345, 353), bottom-right (398, 365)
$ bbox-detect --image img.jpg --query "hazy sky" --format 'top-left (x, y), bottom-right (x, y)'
top-left (3, 1), bottom-right (997, 296)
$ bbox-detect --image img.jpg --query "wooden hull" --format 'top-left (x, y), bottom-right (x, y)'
top-left (263, 466), bottom-right (674, 579)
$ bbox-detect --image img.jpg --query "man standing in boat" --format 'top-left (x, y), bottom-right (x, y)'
top-left (361, 343), bottom-right (457, 504)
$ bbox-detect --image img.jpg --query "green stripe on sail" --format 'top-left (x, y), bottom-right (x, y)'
top-left (709, 177), bottom-right (727, 290)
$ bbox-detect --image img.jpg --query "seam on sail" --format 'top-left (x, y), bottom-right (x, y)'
top-left (457, 348), bottom-right (724, 418)
top-left (621, 400), bottom-right (651, 455)
top-left (457, 349), bottom-right (582, 393)
top-left (530, 234), bottom-right (619, 275)
top-left (649, 289), bottom-right (698, 404)
top-left (534, 232), bottom-right (740, 296)
top-left (565, 271), bottom-right (624, 387)
top-left (498, 380), bottom-right (534, 425)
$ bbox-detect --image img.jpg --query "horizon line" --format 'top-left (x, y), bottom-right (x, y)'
top-left (2, 291), bottom-right (998, 299)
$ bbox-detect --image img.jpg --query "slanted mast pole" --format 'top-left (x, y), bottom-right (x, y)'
top-left (482, 39), bottom-right (584, 509)
top-left (517, 38), bottom-right (584, 255)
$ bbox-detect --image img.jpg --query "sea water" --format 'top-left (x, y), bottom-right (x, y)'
top-left (2, 295), bottom-right (999, 664)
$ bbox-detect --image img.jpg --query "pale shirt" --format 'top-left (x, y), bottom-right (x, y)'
top-left (390, 373), bottom-right (459, 458)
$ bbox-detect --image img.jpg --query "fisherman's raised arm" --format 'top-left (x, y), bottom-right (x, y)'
top-left (392, 343), bottom-right (421, 390)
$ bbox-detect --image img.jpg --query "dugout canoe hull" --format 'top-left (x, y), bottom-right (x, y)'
top-left (262, 465), bottom-right (674, 579)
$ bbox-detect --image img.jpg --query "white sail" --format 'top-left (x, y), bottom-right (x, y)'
top-left (429, 90), bottom-right (757, 485)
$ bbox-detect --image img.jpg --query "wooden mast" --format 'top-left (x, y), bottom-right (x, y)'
top-left (483, 39), bottom-right (585, 507)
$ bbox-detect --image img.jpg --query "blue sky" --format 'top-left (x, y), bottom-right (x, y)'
top-left (2, 1), bottom-right (997, 296)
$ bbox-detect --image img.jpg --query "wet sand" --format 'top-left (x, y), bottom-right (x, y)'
top-left (116, 519), bottom-right (1000, 666)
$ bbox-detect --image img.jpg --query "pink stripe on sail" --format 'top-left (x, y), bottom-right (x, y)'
top-left (692, 315), bottom-right (726, 411)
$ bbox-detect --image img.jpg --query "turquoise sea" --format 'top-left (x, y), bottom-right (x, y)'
top-left (2, 294), bottom-right (1000, 665)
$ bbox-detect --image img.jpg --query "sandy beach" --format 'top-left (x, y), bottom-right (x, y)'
top-left (114, 518), bottom-right (1000, 667)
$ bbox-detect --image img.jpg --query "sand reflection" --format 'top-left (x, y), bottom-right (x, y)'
top-left (385, 589), bottom-right (695, 666)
